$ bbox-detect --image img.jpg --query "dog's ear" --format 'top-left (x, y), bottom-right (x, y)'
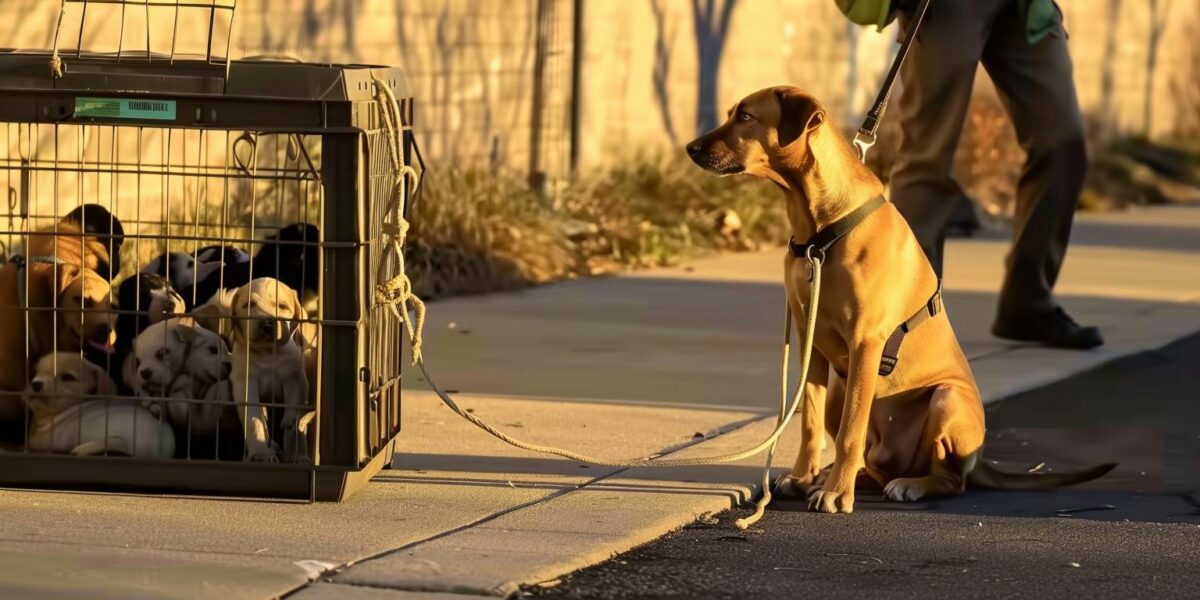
top-left (290, 286), bottom-right (307, 323)
top-left (192, 302), bottom-right (224, 335)
top-left (171, 319), bottom-right (195, 346)
top-left (55, 263), bottom-right (82, 297)
top-left (774, 88), bottom-right (825, 148)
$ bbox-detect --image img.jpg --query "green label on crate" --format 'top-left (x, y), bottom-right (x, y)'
top-left (74, 97), bottom-right (177, 121)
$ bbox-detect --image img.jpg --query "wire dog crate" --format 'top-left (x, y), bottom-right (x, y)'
top-left (0, 1), bottom-right (420, 500)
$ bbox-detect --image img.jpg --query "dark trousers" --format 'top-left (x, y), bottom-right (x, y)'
top-left (889, 0), bottom-right (1087, 321)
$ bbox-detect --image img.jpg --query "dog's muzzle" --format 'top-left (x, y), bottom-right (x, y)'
top-left (685, 139), bottom-right (744, 175)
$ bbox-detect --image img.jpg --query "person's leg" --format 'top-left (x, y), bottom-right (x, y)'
top-left (981, 2), bottom-right (1102, 349)
top-left (888, 1), bottom-right (994, 276)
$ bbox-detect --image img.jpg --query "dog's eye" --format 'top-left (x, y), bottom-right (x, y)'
top-left (737, 112), bottom-right (753, 122)
top-left (278, 303), bottom-right (289, 311)
top-left (61, 373), bottom-right (76, 382)
top-left (209, 346), bottom-right (218, 355)
top-left (155, 348), bottom-right (169, 360)
top-left (82, 297), bottom-right (95, 309)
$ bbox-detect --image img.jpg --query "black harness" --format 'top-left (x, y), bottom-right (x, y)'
top-left (787, 195), bottom-right (943, 377)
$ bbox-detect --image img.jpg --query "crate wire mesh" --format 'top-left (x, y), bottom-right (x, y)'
top-left (0, 0), bottom-right (418, 500)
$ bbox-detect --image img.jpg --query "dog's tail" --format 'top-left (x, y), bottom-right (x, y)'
top-left (967, 460), bottom-right (1117, 491)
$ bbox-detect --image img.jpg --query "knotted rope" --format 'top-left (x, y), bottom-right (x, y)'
top-left (49, 1), bottom-right (67, 79)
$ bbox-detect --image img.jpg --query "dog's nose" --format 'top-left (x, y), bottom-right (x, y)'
top-left (221, 362), bottom-right (232, 378)
top-left (30, 380), bottom-right (43, 393)
top-left (139, 368), bottom-right (154, 381)
top-left (259, 319), bottom-right (276, 333)
top-left (685, 141), bottom-right (702, 157)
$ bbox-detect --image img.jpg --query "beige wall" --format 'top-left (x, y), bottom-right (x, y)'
top-left (2, 0), bottom-right (1196, 175)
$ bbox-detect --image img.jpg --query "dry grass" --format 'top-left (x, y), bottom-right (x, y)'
top-left (407, 154), bottom-right (787, 299)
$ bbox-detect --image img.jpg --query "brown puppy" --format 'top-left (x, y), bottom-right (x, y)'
top-left (26, 221), bottom-right (113, 280)
top-left (687, 86), bottom-right (1114, 513)
top-left (0, 260), bottom-right (115, 424)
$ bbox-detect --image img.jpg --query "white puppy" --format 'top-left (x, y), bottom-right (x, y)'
top-left (26, 353), bottom-right (175, 459)
top-left (125, 317), bottom-right (233, 434)
top-left (202, 278), bottom-right (312, 463)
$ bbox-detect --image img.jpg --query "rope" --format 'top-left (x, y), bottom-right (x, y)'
top-left (49, 1), bottom-right (67, 79)
top-left (369, 77), bottom-right (823, 528)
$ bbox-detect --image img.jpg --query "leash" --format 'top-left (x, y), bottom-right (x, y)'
top-left (370, 78), bottom-right (823, 529)
top-left (852, 0), bottom-right (934, 162)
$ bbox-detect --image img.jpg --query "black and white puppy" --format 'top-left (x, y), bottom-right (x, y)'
top-left (142, 251), bottom-right (203, 293)
top-left (182, 223), bottom-right (320, 309)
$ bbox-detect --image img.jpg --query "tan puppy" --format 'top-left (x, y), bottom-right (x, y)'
top-left (0, 260), bottom-right (115, 424)
top-left (687, 86), bottom-right (1114, 513)
top-left (203, 278), bottom-right (312, 463)
top-left (25, 353), bottom-right (174, 459)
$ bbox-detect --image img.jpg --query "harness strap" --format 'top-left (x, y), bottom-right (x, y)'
top-left (878, 280), bottom-right (943, 376)
top-left (788, 195), bottom-right (887, 260)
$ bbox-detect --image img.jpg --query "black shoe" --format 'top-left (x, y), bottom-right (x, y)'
top-left (992, 307), bottom-right (1104, 350)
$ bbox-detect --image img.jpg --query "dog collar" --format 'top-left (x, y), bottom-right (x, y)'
top-left (782, 197), bottom-right (945, 378)
top-left (11, 255), bottom-right (66, 309)
top-left (788, 195), bottom-right (887, 260)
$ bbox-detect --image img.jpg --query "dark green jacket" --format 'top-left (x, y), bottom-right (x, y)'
top-left (835, 0), bottom-right (1062, 44)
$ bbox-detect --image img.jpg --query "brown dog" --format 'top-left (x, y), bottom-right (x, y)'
top-left (687, 86), bottom-right (1114, 513)
top-left (0, 225), bottom-right (117, 424)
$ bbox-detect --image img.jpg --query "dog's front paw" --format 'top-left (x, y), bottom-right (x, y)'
top-left (775, 469), bottom-right (824, 500)
top-left (808, 487), bottom-right (855, 514)
top-left (883, 478), bottom-right (929, 502)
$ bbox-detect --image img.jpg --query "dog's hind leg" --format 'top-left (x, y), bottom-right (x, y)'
top-left (883, 384), bottom-right (982, 502)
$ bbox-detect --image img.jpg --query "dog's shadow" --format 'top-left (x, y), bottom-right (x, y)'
top-left (769, 489), bottom-right (1200, 524)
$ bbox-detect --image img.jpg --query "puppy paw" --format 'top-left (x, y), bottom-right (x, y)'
top-left (246, 451), bottom-right (280, 463)
top-left (808, 488), bottom-right (855, 514)
top-left (883, 478), bottom-right (928, 502)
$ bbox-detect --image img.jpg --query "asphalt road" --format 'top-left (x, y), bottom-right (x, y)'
top-left (530, 334), bottom-right (1200, 599)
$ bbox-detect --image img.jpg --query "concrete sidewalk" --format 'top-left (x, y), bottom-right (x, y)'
top-left (1, 205), bottom-right (1198, 599)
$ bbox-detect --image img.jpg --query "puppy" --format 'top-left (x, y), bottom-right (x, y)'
top-left (194, 244), bottom-right (251, 270)
top-left (182, 223), bottom-right (319, 310)
top-left (25, 353), bottom-right (174, 459)
top-left (0, 260), bottom-right (115, 402)
top-left (62, 204), bottom-right (125, 281)
top-left (110, 273), bottom-right (185, 394)
top-left (125, 317), bottom-right (233, 436)
top-left (203, 278), bottom-right (312, 463)
top-left (142, 251), bottom-right (201, 294)
top-left (10, 204), bottom-right (124, 281)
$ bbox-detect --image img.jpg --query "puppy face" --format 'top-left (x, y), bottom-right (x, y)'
top-left (143, 251), bottom-right (196, 292)
top-left (230, 278), bottom-right (305, 351)
top-left (686, 86), bottom-right (826, 179)
top-left (26, 353), bottom-right (116, 417)
top-left (127, 317), bottom-right (229, 396)
top-left (57, 265), bottom-right (117, 355)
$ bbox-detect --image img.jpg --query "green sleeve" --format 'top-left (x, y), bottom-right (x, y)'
top-left (834, 0), bottom-right (894, 31)
top-left (1023, 0), bottom-right (1063, 44)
